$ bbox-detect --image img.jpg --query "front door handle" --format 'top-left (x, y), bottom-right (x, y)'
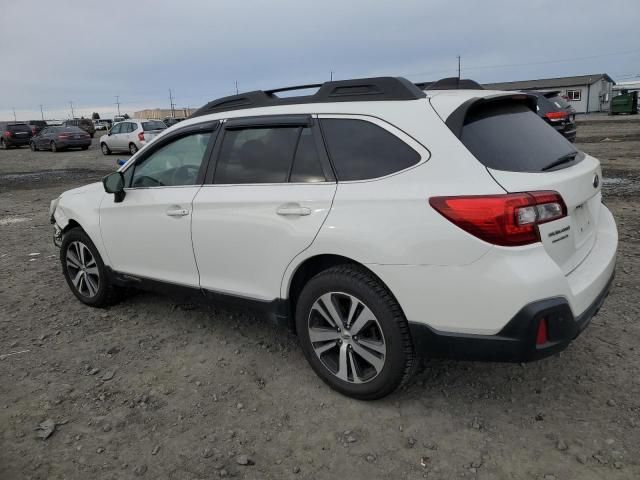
top-left (166, 208), bottom-right (190, 217)
top-left (276, 203), bottom-right (311, 216)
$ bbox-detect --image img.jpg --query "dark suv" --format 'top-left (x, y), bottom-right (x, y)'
top-left (62, 118), bottom-right (96, 138)
top-left (528, 90), bottom-right (576, 142)
top-left (0, 122), bottom-right (32, 149)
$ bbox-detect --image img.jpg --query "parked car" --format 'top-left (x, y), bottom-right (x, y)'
top-left (27, 120), bottom-right (48, 136)
top-left (31, 126), bottom-right (91, 152)
top-left (163, 116), bottom-right (185, 127)
top-left (50, 77), bottom-right (617, 399)
top-left (113, 115), bottom-right (126, 123)
top-left (62, 118), bottom-right (96, 138)
top-left (0, 122), bottom-right (32, 148)
top-left (94, 120), bottom-right (107, 131)
top-left (100, 119), bottom-right (166, 155)
top-left (528, 90), bottom-right (577, 142)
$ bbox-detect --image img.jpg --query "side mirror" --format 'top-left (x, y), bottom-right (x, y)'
top-left (102, 172), bottom-right (126, 203)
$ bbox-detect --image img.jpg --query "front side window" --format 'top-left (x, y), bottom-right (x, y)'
top-left (320, 119), bottom-right (420, 181)
top-left (214, 126), bottom-right (324, 184)
top-left (130, 132), bottom-right (211, 187)
top-left (110, 123), bottom-right (122, 135)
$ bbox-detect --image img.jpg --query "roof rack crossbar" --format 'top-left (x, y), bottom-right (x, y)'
top-left (190, 77), bottom-right (426, 118)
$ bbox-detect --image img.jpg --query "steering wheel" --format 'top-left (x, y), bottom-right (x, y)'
top-left (133, 175), bottom-right (164, 188)
top-left (171, 165), bottom-right (200, 185)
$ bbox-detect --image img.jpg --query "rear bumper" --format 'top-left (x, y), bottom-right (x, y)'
top-left (5, 138), bottom-right (30, 146)
top-left (408, 270), bottom-right (614, 362)
top-left (57, 139), bottom-right (91, 148)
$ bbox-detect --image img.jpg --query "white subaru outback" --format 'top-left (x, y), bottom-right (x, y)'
top-left (50, 77), bottom-right (617, 399)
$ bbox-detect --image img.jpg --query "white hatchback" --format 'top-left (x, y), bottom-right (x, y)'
top-left (51, 77), bottom-right (617, 399)
top-left (100, 119), bottom-right (166, 156)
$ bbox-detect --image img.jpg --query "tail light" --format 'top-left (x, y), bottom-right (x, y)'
top-left (544, 111), bottom-right (568, 121)
top-left (138, 131), bottom-right (145, 142)
top-left (4, 131), bottom-right (12, 137)
top-left (536, 318), bottom-right (549, 345)
top-left (59, 133), bottom-right (71, 139)
top-left (429, 191), bottom-right (567, 246)
top-left (32, 127), bottom-right (37, 135)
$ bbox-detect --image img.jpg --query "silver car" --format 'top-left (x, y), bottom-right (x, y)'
top-left (100, 119), bottom-right (166, 155)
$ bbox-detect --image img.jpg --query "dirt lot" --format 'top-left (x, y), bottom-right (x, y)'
top-left (1, 117), bottom-right (639, 480)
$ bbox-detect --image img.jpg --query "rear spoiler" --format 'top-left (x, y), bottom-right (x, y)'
top-left (445, 93), bottom-right (538, 139)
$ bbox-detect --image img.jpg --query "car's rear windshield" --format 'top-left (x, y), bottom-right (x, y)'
top-left (461, 102), bottom-right (580, 172)
top-left (545, 95), bottom-right (571, 110)
top-left (142, 121), bottom-right (167, 131)
top-left (7, 124), bottom-right (31, 133)
top-left (62, 126), bottom-right (86, 133)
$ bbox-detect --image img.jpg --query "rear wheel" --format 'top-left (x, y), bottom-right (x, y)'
top-left (0, 139), bottom-right (7, 149)
top-left (296, 265), bottom-right (416, 400)
top-left (50, 141), bottom-right (58, 152)
top-left (30, 141), bottom-right (38, 151)
top-left (101, 143), bottom-right (111, 155)
top-left (60, 228), bottom-right (123, 307)
top-left (129, 143), bottom-right (138, 155)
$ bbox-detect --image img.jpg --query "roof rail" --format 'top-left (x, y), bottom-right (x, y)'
top-left (417, 77), bottom-right (485, 90)
top-left (190, 77), bottom-right (426, 118)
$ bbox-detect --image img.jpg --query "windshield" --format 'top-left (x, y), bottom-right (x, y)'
top-left (461, 102), bottom-right (580, 172)
top-left (142, 121), bottom-right (167, 131)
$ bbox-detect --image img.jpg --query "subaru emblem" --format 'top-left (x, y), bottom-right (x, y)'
top-left (593, 174), bottom-right (599, 188)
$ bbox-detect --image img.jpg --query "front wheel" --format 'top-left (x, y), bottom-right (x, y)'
top-left (60, 228), bottom-right (123, 307)
top-left (295, 265), bottom-right (416, 400)
top-left (101, 143), bottom-right (111, 155)
top-left (129, 143), bottom-right (138, 155)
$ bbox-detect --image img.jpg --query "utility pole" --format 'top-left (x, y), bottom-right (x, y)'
top-left (169, 89), bottom-right (176, 118)
top-left (69, 101), bottom-right (75, 119)
top-left (39, 105), bottom-right (45, 121)
top-left (114, 96), bottom-right (121, 116)
top-left (235, 80), bottom-right (239, 95)
top-left (457, 55), bottom-right (461, 80)
top-left (330, 70), bottom-right (334, 81)
top-left (12, 107), bottom-right (17, 122)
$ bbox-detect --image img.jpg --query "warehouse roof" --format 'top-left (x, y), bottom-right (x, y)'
top-left (484, 73), bottom-right (615, 91)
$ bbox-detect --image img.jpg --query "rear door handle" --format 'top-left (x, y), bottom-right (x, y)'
top-left (166, 208), bottom-right (190, 217)
top-left (276, 204), bottom-right (311, 216)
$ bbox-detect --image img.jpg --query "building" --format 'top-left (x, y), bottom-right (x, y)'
top-left (132, 108), bottom-right (197, 120)
top-left (613, 80), bottom-right (640, 94)
top-left (484, 73), bottom-right (615, 114)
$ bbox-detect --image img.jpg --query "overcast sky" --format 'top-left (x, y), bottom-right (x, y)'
top-left (1, 0), bottom-right (639, 121)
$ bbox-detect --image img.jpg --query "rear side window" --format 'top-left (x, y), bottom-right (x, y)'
top-left (214, 126), bottom-right (325, 184)
top-left (461, 102), bottom-right (579, 173)
top-left (320, 119), bottom-right (420, 181)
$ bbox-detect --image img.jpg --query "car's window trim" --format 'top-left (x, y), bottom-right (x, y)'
top-left (122, 120), bottom-right (221, 189)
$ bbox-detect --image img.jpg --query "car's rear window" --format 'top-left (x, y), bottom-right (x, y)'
top-left (142, 121), bottom-right (167, 131)
top-left (62, 126), bottom-right (85, 133)
top-left (546, 95), bottom-right (571, 110)
top-left (461, 102), bottom-right (579, 173)
top-left (7, 124), bottom-right (31, 133)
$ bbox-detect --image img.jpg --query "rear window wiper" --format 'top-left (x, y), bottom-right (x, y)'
top-left (542, 152), bottom-right (578, 172)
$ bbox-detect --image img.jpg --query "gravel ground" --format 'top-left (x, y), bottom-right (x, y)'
top-left (1, 118), bottom-right (639, 480)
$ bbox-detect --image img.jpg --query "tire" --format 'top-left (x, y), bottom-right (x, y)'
top-left (129, 143), bottom-right (138, 155)
top-left (50, 141), bottom-right (58, 153)
top-left (60, 228), bottom-right (123, 307)
top-left (295, 264), bottom-right (416, 400)
top-left (90, 133), bottom-right (95, 138)
top-left (30, 142), bottom-right (38, 151)
top-left (101, 143), bottom-right (111, 155)
top-left (0, 139), bottom-right (6, 149)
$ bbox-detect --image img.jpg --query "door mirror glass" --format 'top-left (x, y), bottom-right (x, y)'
top-left (102, 172), bottom-right (126, 202)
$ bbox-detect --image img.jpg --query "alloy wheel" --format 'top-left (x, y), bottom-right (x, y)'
top-left (65, 241), bottom-right (100, 297)
top-left (308, 292), bottom-right (386, 384)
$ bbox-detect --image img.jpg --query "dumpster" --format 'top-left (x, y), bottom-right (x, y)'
top-left (610, 90), bottom-right (638, 115)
